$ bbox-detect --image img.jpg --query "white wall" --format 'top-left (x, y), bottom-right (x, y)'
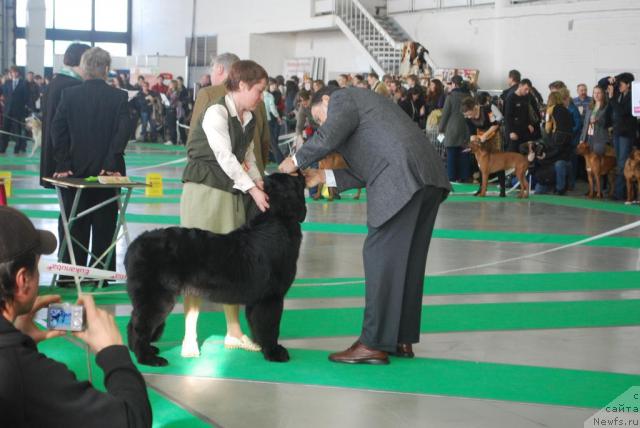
top-left (132, 0), bottom-right (640, 97)
top-left (392, 0), bottom-right (640, 95)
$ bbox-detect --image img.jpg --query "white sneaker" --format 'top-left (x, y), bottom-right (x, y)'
top-left (224, 334), bottom-right (262, 352)
top-left (181, 338), bottom-right (200, 358)
top-left (164, 141), bottom-right (174, 146)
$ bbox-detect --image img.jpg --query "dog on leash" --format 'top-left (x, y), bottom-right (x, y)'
top-left (25, 115), bottom-right (42, 157)
top-left (125, 173), bottom-right (306, 366)
top-left (576, 142), bottom-right (616, 199)
top-left (468, 138), bottom-right (529, 198)
top-left (624, 148), bottom-right (640, 204)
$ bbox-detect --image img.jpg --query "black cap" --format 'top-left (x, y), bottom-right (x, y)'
top-left (451, 75), bottom-right (463, 86)
top-left (0, 207), bottom-right (57, 263)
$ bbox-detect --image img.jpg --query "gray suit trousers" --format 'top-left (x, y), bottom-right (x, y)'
top-left (360, 185), bottom-right (443, 351)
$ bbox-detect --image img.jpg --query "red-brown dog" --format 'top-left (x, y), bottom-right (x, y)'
top-left (624, 148), bottom-right (640, 204)
top-left (468, 139), bottom-right (529, 198)
top-left (576, 142), bottom-right (616, 199)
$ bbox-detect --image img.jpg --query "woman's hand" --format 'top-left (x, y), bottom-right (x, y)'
top-left (249, 186), bottom-right (270, 212)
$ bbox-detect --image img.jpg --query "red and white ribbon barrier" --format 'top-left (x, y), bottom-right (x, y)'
top-left (42, 261), bottom-right (127, 281)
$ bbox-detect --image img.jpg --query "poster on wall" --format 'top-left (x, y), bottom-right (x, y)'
top-left (283, 57), bottom-right (325, 81)
top-left (632, 81), bottom-right (640, 118)
top-left (434, 68), bottom-right (480, 87)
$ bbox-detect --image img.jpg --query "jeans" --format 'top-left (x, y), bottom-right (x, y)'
top-left (445, 146), bottom-right (470, 182)
top-left (554, 159), bottom-right (569, 192)
top-left (140, 111), bottom-right (156, 141)
top-left (614, 135), bottom-right (632, 199)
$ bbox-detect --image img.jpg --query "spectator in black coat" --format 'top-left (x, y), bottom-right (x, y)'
top-left (0, 66), bottom-right (30, 154)
top-left (0, 206), bottom-right (151, 427)
top-left (51, 47), bottom-right (130, 274)
top-left (40, 43), bottom-right (91, 188)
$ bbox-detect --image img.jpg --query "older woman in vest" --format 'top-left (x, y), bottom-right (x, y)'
top-left (180, 60), bottom-right (269, 358)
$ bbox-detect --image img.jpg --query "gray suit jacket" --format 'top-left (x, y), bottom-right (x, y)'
top-left (438, 89), bottom-right (470, 148)
top-left (580, 106), bottom-right (610, 156)
top-left (295, 88), bottom-right (451, 228)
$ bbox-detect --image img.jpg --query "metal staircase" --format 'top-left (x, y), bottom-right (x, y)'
top-left (333, 0), bottom-right (410, 75)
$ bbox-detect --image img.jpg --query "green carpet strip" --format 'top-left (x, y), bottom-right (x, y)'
top-left (39, 270), bottom-right (640, 306)
top-left (37, 337), bottom-right (209, 428)
top-left (39, 318), bottom-right (640, 410)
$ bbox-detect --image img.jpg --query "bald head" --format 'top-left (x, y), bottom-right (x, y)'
top-left (210, 52), bottom-right (240, 86)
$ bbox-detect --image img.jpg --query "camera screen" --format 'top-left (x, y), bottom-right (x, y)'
top-left (48, 307), bottom-right (72, 329)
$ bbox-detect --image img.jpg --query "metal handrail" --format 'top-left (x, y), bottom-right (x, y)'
top-left (335, 0), bottom-right (398, 47)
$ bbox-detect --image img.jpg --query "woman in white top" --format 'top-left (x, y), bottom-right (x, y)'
top-left (180, 60), bottom-right (269, 357)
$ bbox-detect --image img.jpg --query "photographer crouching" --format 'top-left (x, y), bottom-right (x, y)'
top-left (0, 206), bottom-right (151, 427)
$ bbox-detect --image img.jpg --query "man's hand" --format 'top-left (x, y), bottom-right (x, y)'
top-left (279, 156), bottom-right (297, 174)
top-left (303, 169), bottom-right (326, 188)
top-left (248, 186), bottom-right (270, 212)
top-left (509, 132), bottom-right (518, 141)
top-left (528, 125), bottom-right (534, 134)
top-left (73, 295), bottom-right (123, 354)
top-left (53, 171), bottom-right (73, 178)
top-left (99, 170), bottom-right (121, 176)
top-left (14, 295), bottom-right (65, 343)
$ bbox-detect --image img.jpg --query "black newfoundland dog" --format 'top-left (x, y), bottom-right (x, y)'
top-left (125, 173), bottom-right (306, 366)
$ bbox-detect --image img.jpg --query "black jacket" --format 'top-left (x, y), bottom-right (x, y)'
top-left (52, 79), bottom-right (130, 176)
top-left (40, 73), bottom-right (84, 188)
top-left (0, 316), bottom-right (151, 427)
top-left (2, 78), bottom-right (30, 120)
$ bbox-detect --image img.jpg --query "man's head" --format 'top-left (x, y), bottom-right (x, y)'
top-left (141, 81), bottom-right (150, 93)
top-left (298, 89), bottom-right (311, 108)
top-left (618, 73), bottom-right (634, 94)
top-left (63, 43), bottom-right (91, 72)
top-left (507, 69), bottom-right (521, 87)
top-left (451, 75), bottom-right (463, 88)
top-left (0, 207), bottom-right (57, 319)
top-left (312, 79), bottom-right (324, 93)
top-left (460, 96), bottom-right (479, 119)
top-left (80, 47), bottom-right (111, 80)
top-left (156, 75), bottom-right (164, 86)
top-left (548, 80), bottom-right (566, 93)
top-left (210, 52), bottom-right (240, 86)
top-left (367, 71), bottom-right (379, 86)
top-left (26, 72), bottom-right (34, 82)
top-left (382, 74), bottom-right (392, 85)
top-left (9, 66), bottom-right (20, 80)
top-left (577, 84), bottom-right (588, 99)
top-left (310, 86), bottom-right (340, 126)
top-left (516, 78), bottom-right (532, 96)
top-left (337, 74), bottom-right (348, 88)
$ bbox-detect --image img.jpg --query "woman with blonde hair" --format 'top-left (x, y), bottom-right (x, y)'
top-left (542, 90), bottom-right (573, 194)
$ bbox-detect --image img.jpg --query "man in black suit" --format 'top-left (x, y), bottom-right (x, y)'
top-left (0, 66), bottom-right (30, 154)
top-left (52, 47), bottom-right (130, 275)
top-left (279, 87), bottom-right (451, 364)
top-left (40, 43), bottom-right (91, 188)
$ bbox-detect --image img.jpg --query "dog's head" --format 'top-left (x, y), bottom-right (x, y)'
top-left (25, 115), bottom-right (41, 131)
top-left (631, 148), bottom-right (640, 163)
top-left (263, 173), bottom-right (307, 223)
top-left (467, 138), bottom-right (483, 154)
top-left (576, 141), bottom-right (591, 156)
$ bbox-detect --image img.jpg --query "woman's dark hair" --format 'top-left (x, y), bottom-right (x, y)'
top-left (298, 89), bottom-right (311, 101)
top-left (426, 79), bottom-right (444, 104)
top-left (460, 96), bottom-right (478, 113)
top-left (327, 80), bottom-right (339, 88)
top-left (224, 60), bottom-right (268, 92)
top-left (0, 251), bottom-right (37, 310)
top-left (476, 91), bottom-right (491, 106)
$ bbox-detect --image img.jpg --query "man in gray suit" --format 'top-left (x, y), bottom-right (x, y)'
top-left (279, 87), bottom-right (450, 364)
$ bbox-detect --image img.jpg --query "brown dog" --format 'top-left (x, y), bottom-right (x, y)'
top-left (468, 138), bottom-right (529, 198)
top-left (576, 142), bottom-right (616, 199)
top-left (624, 148), bottom-right (640, 204)
top-left (318, 152), bottom-right (362, 201)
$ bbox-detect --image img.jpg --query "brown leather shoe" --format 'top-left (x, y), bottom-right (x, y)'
top-left (391, 343), bottom-right (415, 358)
top-left (328, 341), bottom-right (389, 365)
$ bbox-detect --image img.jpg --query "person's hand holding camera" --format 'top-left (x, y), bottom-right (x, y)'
top-left (73, 295), bottom-right (123, 354)
top-left (509, 132), bottom-right (518, 141)
top-left (14, 295), bottom-right (66, 343)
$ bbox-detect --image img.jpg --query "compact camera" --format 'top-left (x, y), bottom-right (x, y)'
top-left (47, 303), bottom-right (85, 331)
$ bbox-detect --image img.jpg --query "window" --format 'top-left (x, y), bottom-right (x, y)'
top-left (95, 0), bottom-right (128, 32)
top-left (54, 0), bottom-right (91, 30)
top-left (94, 42), bottom-right (128, 58)
top-left (14, 0), bottom-right (131, 71)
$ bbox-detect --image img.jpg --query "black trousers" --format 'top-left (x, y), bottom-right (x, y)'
top-left (0, 115), bottom-right (26, 153)
top-left (360, 185), bottom-right (444, 351)
top-left (59, 187), bottom-right (119, 271)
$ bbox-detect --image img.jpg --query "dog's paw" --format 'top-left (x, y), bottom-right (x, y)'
top-left (181, 340), bottom-right (201, 358)
top-left (138, 354), bottom-right (169, 367)
top-left (263, 344), bottom-right (290, 362)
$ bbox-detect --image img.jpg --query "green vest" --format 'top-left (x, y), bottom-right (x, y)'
top-left (182, 96), bottom-right (256, 193)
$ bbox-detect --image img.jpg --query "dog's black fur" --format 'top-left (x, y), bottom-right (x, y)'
top-left (125, 173), bottom-right (306, 366)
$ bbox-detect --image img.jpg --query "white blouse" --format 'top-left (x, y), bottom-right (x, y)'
top-left (202, 93), bottom-right (262, 193)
